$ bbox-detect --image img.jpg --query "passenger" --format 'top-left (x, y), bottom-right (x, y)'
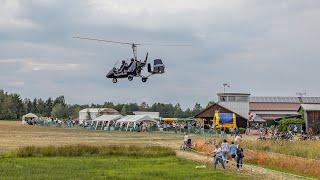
top-left (127, 58), bottom-right (137, 75)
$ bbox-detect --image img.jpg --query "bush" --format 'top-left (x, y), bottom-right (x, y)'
top-left (238, 128), bottom-right (246, 134)
top-left (278, 118), bottom-right (304, 132)
top-left (15, 145), bottom-right (175, 158)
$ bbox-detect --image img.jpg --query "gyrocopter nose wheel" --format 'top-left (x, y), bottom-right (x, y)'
top-left (142, 78), bottom-right (148, 83)
top-left (112, 78), bottom-right (118, 83)
top-left (128, 75), bottom-right (133, 81)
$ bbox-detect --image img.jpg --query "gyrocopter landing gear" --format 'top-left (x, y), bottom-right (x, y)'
top-left (112, 78), bottom-right (118, 83)
top-left (128, 75), bottom-right (133, 81)
top-left (142, 77), bottom-right (148, 83)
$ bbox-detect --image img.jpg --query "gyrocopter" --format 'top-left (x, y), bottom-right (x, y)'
top-left (73, 37), bottom-right (187, 83)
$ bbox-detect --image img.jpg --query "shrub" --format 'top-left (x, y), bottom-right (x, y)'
top-left (278, 118), bottom-right (304, 132)
top-left (238, 128), bottom-right (246, 134)
top-left (15, 145), bottom-right (175, 158)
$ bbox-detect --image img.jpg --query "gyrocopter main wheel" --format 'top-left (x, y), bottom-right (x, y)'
top-left (128, 76), bottom-right (133, 81)
top-left (112, 78), bottom-right (118, 83)
top-left (142, 78), bottom-right (147, 83)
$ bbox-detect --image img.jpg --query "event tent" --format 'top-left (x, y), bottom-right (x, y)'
top-left (116, 115), bottom-right (156, 131)
top-left (22, 113), bottom-right (38, 124)
top-left (91, 115), bottom-right (122, 130)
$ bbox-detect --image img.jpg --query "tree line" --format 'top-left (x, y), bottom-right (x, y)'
top-left (0, 89), bottom-right (206, 120)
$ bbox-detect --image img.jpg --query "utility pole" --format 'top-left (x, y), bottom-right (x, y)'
top-left (296, 91), bottom-right (307, 97)
top-left (223, 83), bottom-right (230, 93)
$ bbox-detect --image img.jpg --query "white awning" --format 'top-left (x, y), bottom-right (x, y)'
top-left (117, 115), bottom-right (156, 123)
top-left (22, 113), bottom-right (38, 121)
top-left (92, 115), bottom-right (122, 122)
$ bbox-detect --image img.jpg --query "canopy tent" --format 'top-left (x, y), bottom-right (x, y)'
top-left (22, 113), bottom-right (39, 125)
top-left (91, 115), bottom-right (122, 130)
top-left (22, 113), bottom-right (38, 123)
top-left (116, 115), bottom-right (156, 131)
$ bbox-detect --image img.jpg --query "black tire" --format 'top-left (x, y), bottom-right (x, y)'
top-left (142, 78), bottom-right (147, 83)
top-left (128, 76), bottom-right (133, 81)
top-left (112, 78), bottom-right (117, 83)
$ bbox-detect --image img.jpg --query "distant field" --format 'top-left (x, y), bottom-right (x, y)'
top-left (0, 121), bottom-right (183, 153)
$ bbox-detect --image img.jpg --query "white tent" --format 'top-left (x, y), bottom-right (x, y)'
top-left (116, 115), bottom-right (156, 131)
top-left (92, 115), bottom-right (122, 130)
top-left (22, 113), bottom-right (38, 124)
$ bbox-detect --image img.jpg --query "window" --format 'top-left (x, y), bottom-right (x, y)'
top-left (220, 96), bottom-right (227, 102)
top-left (228, 96), bottom-right (236, 101)
top-left (236, 96), bottom-right (249, 102)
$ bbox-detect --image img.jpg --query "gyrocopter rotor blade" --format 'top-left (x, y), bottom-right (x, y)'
top-left (72, 37), bottom-right (139, 45)
top-left (72, 36), bottom-right (191, 47)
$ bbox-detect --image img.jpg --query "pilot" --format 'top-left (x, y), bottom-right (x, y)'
top-left (118, 60), bottom-right (128, 73)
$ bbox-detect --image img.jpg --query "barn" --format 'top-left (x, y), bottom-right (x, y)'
top-left (194, 103), bottom-right (248, 128)
top-left (300, 104), bottom-right (320, 134)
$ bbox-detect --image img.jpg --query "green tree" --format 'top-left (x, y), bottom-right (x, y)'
top-left (53, 96), bottom-right (65, 106)
top-left (121, 106), bottom-right (127, 115)
top-left (51, 103), bottom-right (68, 119)
top-left (174, 103), bottom-right (184, 117)
top-left (192, 103), bottom-right (203, 116)
top-left (37, 98), bottom-right (45, 116)
top-left (206, 101), bottom-right (215, 107)
top-left (44, 98), bottom-right (53, 117)
top-left (31, 98), bottom-right (38, 114)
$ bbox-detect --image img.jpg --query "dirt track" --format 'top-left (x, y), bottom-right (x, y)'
top-left (0, 121), bottom-right (312, 180)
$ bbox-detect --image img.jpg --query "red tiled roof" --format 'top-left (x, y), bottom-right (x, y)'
top-left (249, 102), bottom-right (300, 111)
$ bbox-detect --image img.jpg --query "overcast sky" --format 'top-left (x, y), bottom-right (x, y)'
top-left (0, 0), bottom-right (319, 108)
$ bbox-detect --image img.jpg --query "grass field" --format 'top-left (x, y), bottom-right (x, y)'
top-left (0, 121), bottom-right (316, 179)
top-left (0, 145), bottom-right (244, 180)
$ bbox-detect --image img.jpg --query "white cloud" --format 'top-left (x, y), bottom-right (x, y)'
top-left (1, 0), bottom-right (320, 107)
top-left (0, 0), bottom-right (39, 29)
top-left (0, 58), bottom-right (86, 71)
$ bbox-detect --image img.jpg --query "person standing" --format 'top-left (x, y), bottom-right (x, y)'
top-left (183, 133), bottom-right (189, 146)
top-left (235, 134), bottom-right (242, 144)
top-left (229, 142), bottom-right (237, 162)
top-left (236, 145), bottom-right (244, 170)
top-left (212, 145), bottom-right (225, 170)
top-left (221, 139), bottom-right (229, 163)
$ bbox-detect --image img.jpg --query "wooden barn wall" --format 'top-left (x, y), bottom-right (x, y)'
top-left (307, 111), bottom-right (320, 133)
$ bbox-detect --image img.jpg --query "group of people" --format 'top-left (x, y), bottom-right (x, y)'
top-left (212, 139), bottom-right (244, 170)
